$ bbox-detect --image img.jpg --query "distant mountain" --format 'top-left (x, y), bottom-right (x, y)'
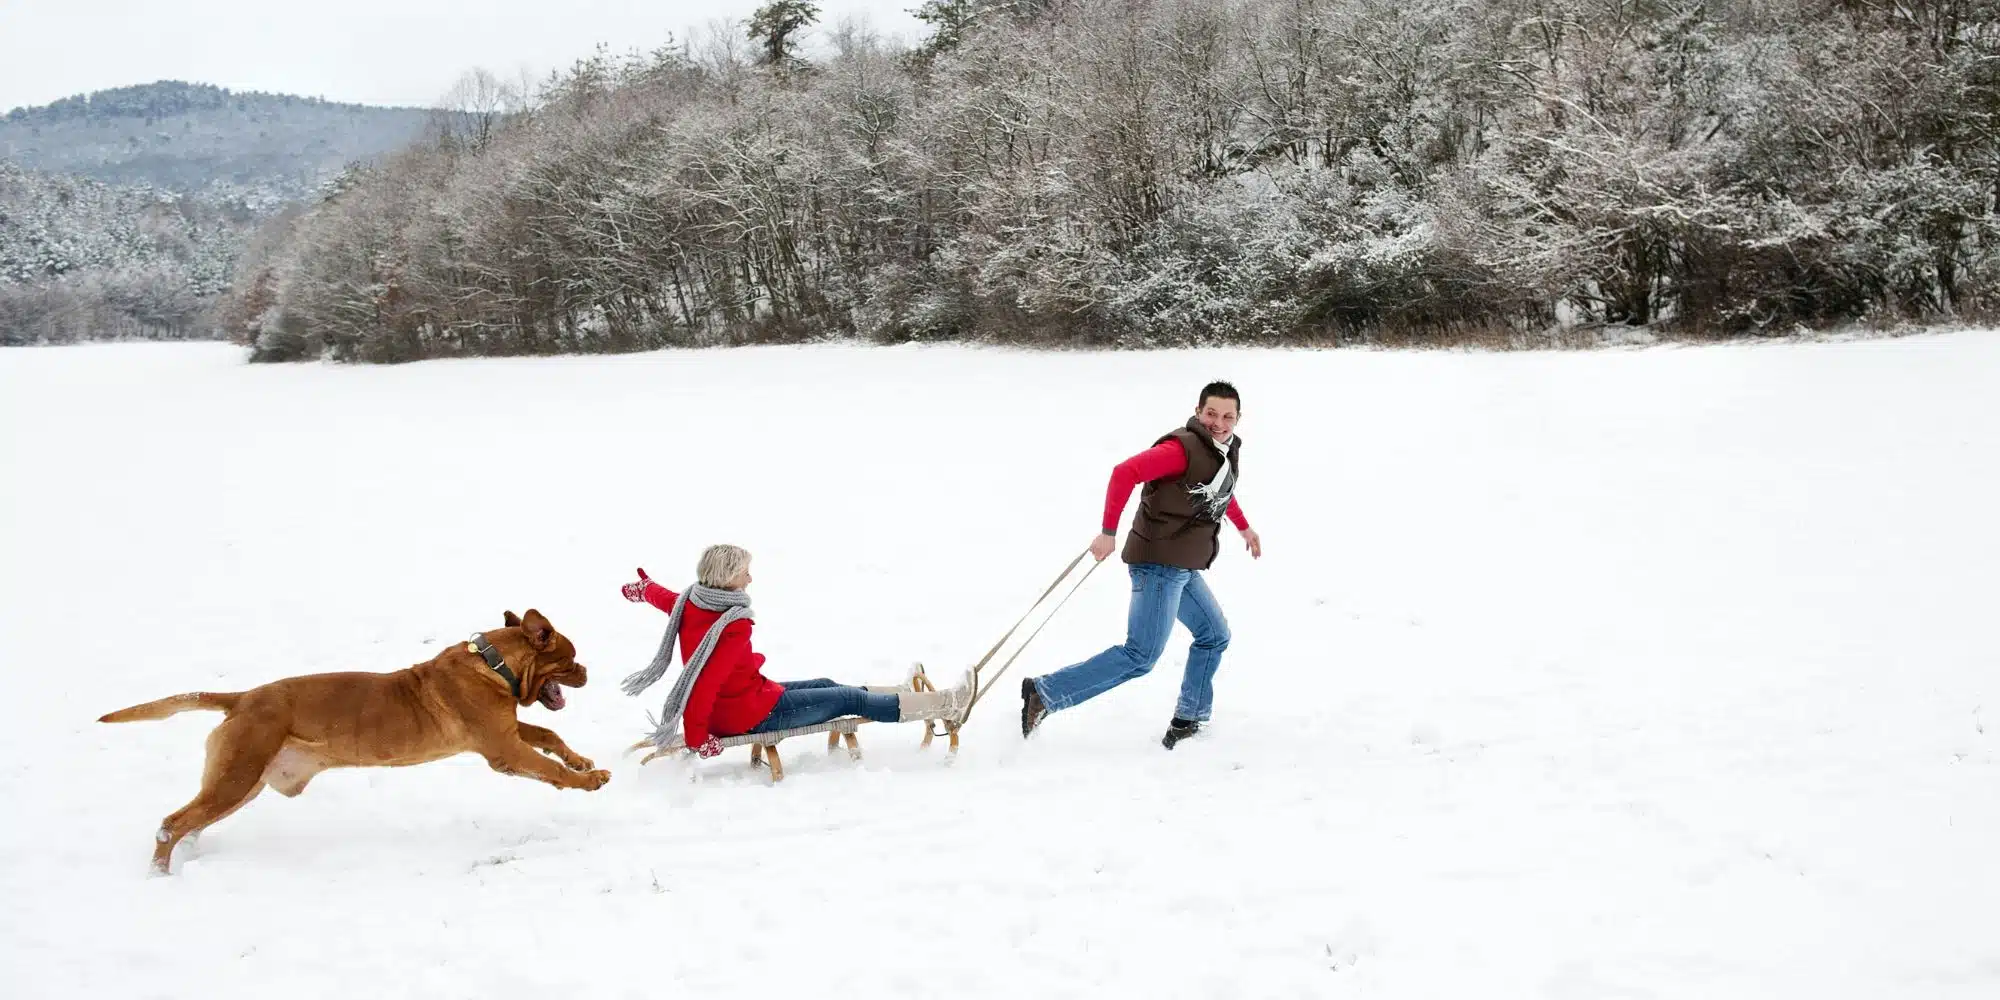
top-left (0, 80), bottom-right (435, 201)
top-left (0, 81), bottom-right (444, 344)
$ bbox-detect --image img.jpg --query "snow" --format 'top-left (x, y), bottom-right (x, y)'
top-left (4, 334), bottom-right (1999, 999)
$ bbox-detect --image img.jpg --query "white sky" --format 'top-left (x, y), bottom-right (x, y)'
top-left (0, 0), bottom-right (929, 113)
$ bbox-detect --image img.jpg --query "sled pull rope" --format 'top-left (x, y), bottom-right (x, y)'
top-left (961, 550), bottom-right (1101, 723)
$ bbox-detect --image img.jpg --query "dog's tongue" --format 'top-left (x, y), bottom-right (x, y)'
top-left (540, 681), bottom-right (566, 710)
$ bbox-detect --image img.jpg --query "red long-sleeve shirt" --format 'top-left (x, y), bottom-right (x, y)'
top-left (1103, 438), bottom-right (1250, 534)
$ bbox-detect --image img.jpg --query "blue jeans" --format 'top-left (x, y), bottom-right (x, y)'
top-left (747, 678), bottom-right (899, 733)
top-left (1031, 562), bottom-right (1231, 721)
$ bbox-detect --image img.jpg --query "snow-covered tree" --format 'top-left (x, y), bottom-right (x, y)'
top-left (207, 0), bottom-right (2000, 361)
top-left (0, 161), bottom-right (256, 343)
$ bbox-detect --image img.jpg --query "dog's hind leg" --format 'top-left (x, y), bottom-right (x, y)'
top-left (152, 716), bottom-right (285, 874)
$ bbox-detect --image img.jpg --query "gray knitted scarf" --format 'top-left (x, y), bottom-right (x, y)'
top-left (619, 583), bottom-right (754, 747)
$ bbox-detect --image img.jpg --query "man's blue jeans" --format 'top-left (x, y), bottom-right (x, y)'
top-left (747, 678), bottom-right (899, 733)
top-left (1030, 561), bottom-right (1232, 721)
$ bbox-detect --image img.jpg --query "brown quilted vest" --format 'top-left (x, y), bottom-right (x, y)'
top-left (1121, 417), bottom-right (1241, 571)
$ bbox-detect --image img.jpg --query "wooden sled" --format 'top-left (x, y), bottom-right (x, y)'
top-left (626, 664), bottom-right (962, 784)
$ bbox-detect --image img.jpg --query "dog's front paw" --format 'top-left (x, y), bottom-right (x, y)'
top-left (566, 755), bottom-right (596, 772)
top-left (579, 768), bottom-right (611, 790)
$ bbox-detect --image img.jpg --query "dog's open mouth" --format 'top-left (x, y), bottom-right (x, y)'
top-left (537, 680), bottom-right (567, 710)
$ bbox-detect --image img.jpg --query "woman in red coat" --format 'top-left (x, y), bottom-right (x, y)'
top-left (619, 544), bottom-right (968, 757)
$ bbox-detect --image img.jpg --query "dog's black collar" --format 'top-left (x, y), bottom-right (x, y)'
top-left (468, 633), bottom-right (522, 699)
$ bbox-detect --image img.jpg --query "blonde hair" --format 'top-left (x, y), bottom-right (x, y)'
top-left (695, 544), bottom-right (752, 589)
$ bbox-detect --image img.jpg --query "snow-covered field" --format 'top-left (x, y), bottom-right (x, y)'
top-left (4, 335), bottom-right (1998, 999)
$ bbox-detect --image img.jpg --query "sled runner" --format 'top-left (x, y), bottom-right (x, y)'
top-left (626, 664), bottom-right (963, 783)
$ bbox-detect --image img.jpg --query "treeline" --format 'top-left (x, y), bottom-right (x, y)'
top-left (222, 0), bottom-right (2000, 362)
top-left (0, 161), bottom-right (256, 345)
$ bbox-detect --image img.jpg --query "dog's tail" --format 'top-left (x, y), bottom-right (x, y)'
top-left (98, 692), bottom-right (242, 723)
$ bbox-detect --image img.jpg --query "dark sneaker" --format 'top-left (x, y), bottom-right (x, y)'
top-left (1021, 677), bottom-right (1048, 737)
top-left (1162, 717), bottom-right (1201, 749)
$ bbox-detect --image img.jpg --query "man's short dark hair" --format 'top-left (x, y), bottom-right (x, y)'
top-left (1198, 380), bottom-right (1240, 410)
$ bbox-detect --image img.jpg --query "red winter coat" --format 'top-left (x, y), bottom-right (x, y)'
top-left (640, 581), bottom-right (783, 746)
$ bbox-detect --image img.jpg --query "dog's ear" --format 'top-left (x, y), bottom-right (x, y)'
top-left (521, 609), bottom-right (554, 650)
top-left (503, 611), bottom-right (522, 628)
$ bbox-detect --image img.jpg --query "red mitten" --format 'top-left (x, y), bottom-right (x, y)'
top-left (621, 567), bottom-right (653, 602)
top-left (694, 735), bottom-right (723, 758)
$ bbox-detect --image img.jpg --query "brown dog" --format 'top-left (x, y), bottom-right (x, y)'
top-left (98, 609), bottom-right (609, 874)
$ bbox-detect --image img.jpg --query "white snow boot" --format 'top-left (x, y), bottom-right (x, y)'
top-left (897, 669), bottom-right (974, 724)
